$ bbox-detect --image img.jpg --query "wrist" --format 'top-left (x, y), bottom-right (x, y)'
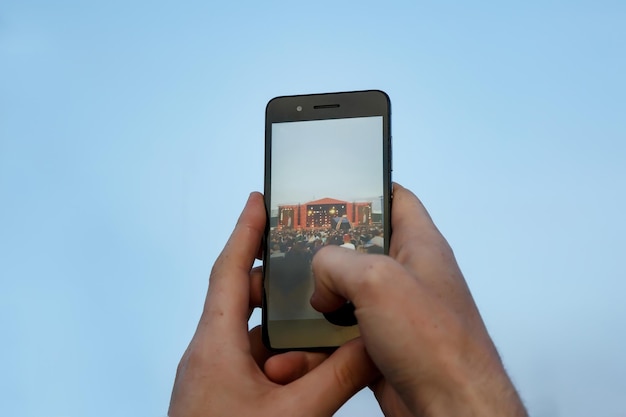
top-left (405, 346), bottom-right (528, 417)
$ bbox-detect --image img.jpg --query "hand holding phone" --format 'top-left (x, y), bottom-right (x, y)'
top-left (168, 193), bottom-right (379, 417)
top-left (170, 92), bottom-right (527, 417)
top-left (263, 184), bottom-right (529, 417)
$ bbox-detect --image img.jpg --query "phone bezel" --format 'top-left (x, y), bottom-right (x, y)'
top-left (262, 90), bottom-right (392, 351)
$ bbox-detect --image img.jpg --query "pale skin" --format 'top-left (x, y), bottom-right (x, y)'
top-left (168, 184), bottom-right (528, 417)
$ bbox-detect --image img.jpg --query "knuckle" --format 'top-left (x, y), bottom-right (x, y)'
top-left (175, 348), bottom-right (189, 377)
top-left (174, 341), bottom-right (209, 381)
top-left (332, 362), bottom-right (361, 393)
top-left (183, 339), bottom-right (217, 373)
top-left (184, 343), bottom-right (205, 369)
top-left (358, 255), bottom-right (399, 294)
top-left (395, 234), bottom-right (455, 267)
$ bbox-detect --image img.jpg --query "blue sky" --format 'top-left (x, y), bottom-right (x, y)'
top-left (1, 1), bottom-right (624, 416)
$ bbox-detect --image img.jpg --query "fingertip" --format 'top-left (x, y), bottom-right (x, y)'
top-left (309, 289), bottom-right (345, 313)
top-left (249, 266), bottom-right (263, 308)
top-left (391, 181), bottom-right (417, 203)
top-left (248, 190), bottom-right (264, 202)
top-left (265, 351), bottom-right (328, 385)
top-left (241, 191), bottom-right (265, 217)
top-left (390, 183), bottom-right (434, 227)
top-left (250, 192), bottom-right (266, 213)
top-left (234, 191), bottom-right (266, 237)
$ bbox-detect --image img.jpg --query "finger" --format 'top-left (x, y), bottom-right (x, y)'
top-left (264, 350), bottom-right (329, 384)
top-left (285, 338), bottom-right (379, 416)
top-left (370, 379), bottom-right (414, 417)
top-left (200, 192), bottom-right (266, 344)
top-left (248, 266), bottom-right (263, 316)
top-left (310, 242), bottom-right (475, 342)
top-left (390, 183), bottom-right (449, 263)
top-left (310, 249), bottom-right (476, 400)
top-left (310, 246), bottom-right (409, 313)
top-left (248, 325), bottom-right (273, 368)
top-left (390, 184), bottom-right (475, 311)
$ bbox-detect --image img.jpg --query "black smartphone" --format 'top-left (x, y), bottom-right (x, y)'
top-left (262, 90), bottom-right (391, 350)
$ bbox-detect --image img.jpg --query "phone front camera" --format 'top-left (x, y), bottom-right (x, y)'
top-left (296, 106), bottom-right (302, 112)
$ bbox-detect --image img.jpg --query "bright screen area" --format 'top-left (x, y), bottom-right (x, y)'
top-left (268, 116), bottom-right (384, 321)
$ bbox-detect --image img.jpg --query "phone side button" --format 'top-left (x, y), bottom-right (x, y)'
top-left (389, 136), bottom-right (393, 171)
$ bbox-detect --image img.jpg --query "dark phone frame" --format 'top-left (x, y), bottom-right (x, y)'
top-left (262, 90), bottom-right (392, 351)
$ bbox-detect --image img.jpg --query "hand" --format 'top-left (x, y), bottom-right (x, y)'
top-left (271, 184), bottom-right (528, 416)
top-left (168, 192), bottom-right (378, 417)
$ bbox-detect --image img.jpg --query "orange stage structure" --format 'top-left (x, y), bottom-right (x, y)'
top-left (278, 197), bottom-right (372, 230)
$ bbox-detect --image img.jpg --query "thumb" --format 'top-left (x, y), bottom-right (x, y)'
top-left (284, 338), bottom-right (379, 416)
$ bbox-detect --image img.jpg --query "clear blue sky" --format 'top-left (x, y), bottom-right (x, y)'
top-left (1, 1), bottom-right (624, 416)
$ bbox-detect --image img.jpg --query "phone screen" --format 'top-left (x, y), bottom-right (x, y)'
top-left (263, 91), bottom-right (390, 349)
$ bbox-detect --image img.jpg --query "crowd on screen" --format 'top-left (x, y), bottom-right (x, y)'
top-left (269, 225), bottom-right (385, 262)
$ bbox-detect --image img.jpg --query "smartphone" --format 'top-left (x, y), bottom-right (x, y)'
top-left (262, 90), bottom-right (391, 350)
